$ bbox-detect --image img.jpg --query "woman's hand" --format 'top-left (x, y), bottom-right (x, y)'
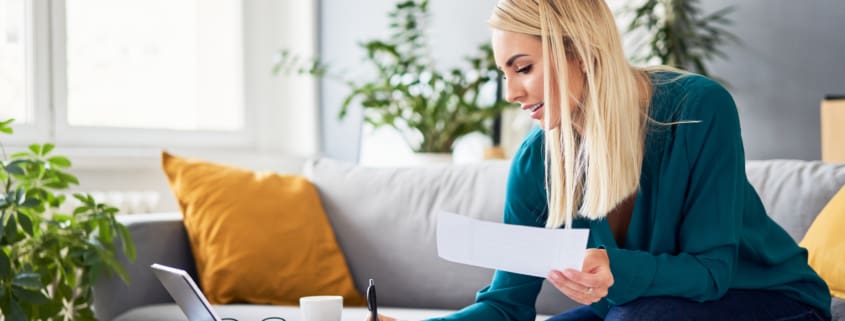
top-left (547, 248), bottom-right (614, 305)
top-left (365, 314), bottom-right (406, 321)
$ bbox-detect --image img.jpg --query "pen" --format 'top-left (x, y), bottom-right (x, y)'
top-left (367, 279), bottom-right (378, 321)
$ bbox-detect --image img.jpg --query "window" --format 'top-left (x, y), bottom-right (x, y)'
top-left (0, 0), bottom-right (30, 124)
top-left (0, 0), bottom-right (318, 153)
top-left (64, 0), bottom-right (243, 131)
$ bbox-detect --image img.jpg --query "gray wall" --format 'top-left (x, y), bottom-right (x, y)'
top-left (319, 0), bottom-right (845, 162)
top-left (702, 0), bottom-right (845, 160)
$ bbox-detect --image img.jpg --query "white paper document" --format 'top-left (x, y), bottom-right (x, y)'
top-left (436, 210), bottom-right (590, 278)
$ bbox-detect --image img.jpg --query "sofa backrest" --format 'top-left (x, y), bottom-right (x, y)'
top-left (745, 160), bottom-right (845, 241)
top-left (306, 158), bottom-right (845, 315)
top-left (305, 158), bottom-right (564, 312)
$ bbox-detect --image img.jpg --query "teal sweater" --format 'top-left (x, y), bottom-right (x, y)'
top-left (428, 73), bottom-right (831, 320)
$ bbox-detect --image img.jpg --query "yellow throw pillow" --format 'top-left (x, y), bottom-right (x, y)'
top-left (800, 184), bottom-right (845, 299)
top-left (161, 151), bottom-right (365, 306)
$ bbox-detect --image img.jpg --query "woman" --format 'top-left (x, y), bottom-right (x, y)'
top-left (371, 0), bottom-right (831, 320)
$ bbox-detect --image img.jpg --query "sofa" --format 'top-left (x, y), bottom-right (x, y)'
top-left (93, 158), bottom-right (845, 321)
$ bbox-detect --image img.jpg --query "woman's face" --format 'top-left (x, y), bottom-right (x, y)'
top-left (491, 29), bottom-right (584, 130)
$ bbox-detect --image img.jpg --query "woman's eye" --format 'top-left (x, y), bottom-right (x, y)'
top-left (516, 65), bottom-right (532, 74)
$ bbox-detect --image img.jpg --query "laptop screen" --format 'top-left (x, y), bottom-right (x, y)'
top-left (151, 263), bottom-right (220, 321)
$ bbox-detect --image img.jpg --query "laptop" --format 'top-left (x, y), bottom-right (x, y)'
top-left (150, 263), bottom-right (222, 321)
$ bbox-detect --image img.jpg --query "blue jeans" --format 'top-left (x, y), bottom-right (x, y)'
top-left (546, 290), bottom-right (830, 321)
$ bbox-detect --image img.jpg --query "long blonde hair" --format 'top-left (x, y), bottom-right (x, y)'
top-left (489, 0), bottom-right (651, 228)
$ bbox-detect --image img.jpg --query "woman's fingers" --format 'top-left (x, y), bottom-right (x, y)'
top-left (548, 270), bottom-right (604, 305)
top-left (575, 249), bottom-right (615, 290)
top-left (564, 268), bottom-right (613, 291)
top-left (547, 249), bottom-right (615, 305)
top-left (550, 270), bottom-right (590, 293)
top-left (563, 269), bottom-right (604, 288)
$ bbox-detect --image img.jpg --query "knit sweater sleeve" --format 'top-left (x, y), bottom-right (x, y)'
top-left (424, 128), bottom-right (548, 321)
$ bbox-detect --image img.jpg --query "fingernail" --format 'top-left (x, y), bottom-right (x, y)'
top-left (548, 272), bottom-right (559, 280)
top-left (563, 269), bottom-right (574, 278)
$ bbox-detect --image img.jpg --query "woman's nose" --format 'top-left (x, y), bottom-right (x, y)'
top-left (505, 79), bottom-right (522, 103)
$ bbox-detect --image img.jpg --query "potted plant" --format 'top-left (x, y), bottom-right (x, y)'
top-left (274, 0), bottom-right (513, 156)
top-left (0, 118), bottom-right (136, 321)
top-left (624, 0), bottom-right (737, 78)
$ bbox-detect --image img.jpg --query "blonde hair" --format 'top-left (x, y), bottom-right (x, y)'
top-left (489, 0), bottom-right (651, 228)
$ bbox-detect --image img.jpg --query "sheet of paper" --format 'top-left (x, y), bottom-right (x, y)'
top-left (436, 210), bottom-right (590, 278)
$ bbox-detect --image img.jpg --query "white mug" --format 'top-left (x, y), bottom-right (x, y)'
top-left (299, 295), bottom-right (343, 321)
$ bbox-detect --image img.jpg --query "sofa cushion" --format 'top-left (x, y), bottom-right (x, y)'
top-left (801, 185), bottom-right (845, 299)
top-left (93, 213), bottom-right (195, 321)
top-left (113, 304), bottom-right (552, 321)
top-left (745, 160), bottom-right (845, 241)
top-left (161, 152), bottom-right (365, 306)
top-left (305, 158), bottom-right (576, 316)
top-left (833, 298), bottom-right (845, 321)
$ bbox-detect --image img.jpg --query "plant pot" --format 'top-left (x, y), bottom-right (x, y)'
top-left (406, 152), bottom-right (453, 166)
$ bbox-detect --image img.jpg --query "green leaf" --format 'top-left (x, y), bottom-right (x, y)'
top-left (0, 118), bottom-right (15, 135)
top-left (74, 193), bottom-right (96, 207)
top-left (44, 181), bottom-right (69, 189)
top-left (50, 193), bottom-right (66, 208)
top-left (47, 156), bottom-right (71, 168)
top-left (41, 143), bottom-right (55, 155)
top-left (12, 288), bottom-right (49, 304)
top-left (12, 272), bottom-right (42, 290)
top-left (69, 248), bottom-right (86, 262)
top-left (58, 171), bottom-right (79, 184)
top-left (4, 213), bottom-right (19, 243)
top-left (39, 300), bottom-right (63, 319)
top-left (118, 224), bottom-right (137, 262)
top-left (15, 188), bottom-right (25, 205)
top-left (101, 206), bottom-right (119, 215)
top-left (19, 197), bottom-right (40, 209)
top-left (17, 213), bottom-right (33, 236)
top-left (0, 249), bottom-right (10, 278)
top-left (75, 309), bottom-right (98, 321)
top-left (28, 143), bottom-right (41, 155)
top-left (73, 206), bottom-right (90, 216)
top-left (4, 159), bottom-right (26, 175)
top-left (9, 151), bottom-right (29, 159)
top-left (51, 213), bottom-right (72, 222)
top-left (3, 298), bottom-right (27, 321)
top-left (98, 220), bottom-right (113, 243)
top-left (82, 247), bottom-right (101, 266)
top-left (56, 282), bottom-right (74, 299)
top-left (0, 213), bottom-right (5, 241)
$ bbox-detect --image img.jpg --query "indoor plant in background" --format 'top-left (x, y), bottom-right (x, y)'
top-left (274, 0), bottom-right (513, 158)
top-left (623, 0), bottom-right (737, 79)
top-left (0, 119), bottom-right (135, 321)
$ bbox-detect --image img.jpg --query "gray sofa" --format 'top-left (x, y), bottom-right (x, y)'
top-left (93, 159), bottom-right (845, 321)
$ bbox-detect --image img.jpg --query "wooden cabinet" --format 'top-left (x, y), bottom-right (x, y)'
top-left (821, 96), bottom-right (845, 163)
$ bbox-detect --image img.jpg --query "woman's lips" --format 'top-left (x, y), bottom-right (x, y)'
top-left (523, 103), bottom-right (544, 120)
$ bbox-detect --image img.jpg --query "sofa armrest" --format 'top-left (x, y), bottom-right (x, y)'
top-left (93, 212), bottom-right (196, 321)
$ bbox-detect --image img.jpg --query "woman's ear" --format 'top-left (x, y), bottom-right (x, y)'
top-left (579, 59), bottom-right (587, 73)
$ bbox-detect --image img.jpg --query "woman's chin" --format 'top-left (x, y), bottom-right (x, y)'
top-left (536, 120), bottom-right (566, 132)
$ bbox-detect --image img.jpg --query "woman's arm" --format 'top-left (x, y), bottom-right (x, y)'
top-left (424, 128), bottom-right (549, 321)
